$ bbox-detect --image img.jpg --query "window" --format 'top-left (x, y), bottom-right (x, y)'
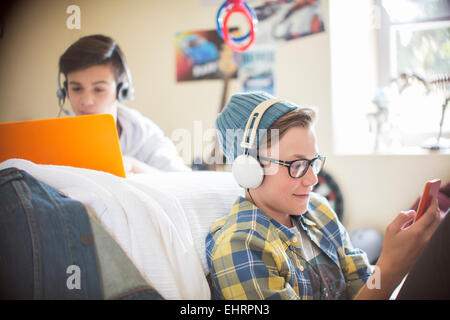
top-left (379, 0), bottom-right (450, 150)
top-left (330, 0), bottom-right (450, 154)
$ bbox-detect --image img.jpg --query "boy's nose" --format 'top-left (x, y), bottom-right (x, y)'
top-left (80, 93), bottom-right (94, 106)
top-left (302, 165), bottom-right (318, 187)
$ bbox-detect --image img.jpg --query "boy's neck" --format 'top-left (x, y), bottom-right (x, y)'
top-left (245, 189), bottom-right (293, 228)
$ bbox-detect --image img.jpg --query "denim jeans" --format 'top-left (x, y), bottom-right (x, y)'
top-left (0, 167), bottom-right (163, 300)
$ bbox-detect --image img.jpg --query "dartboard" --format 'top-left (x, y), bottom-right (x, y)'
top-left (312, 169), bottom-right (344, 221)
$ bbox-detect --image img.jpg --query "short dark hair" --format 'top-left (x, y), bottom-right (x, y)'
top-left (59, 34), bottom-right (126, 83)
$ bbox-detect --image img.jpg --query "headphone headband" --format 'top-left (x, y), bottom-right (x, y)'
top-left (240, 98), bottom-right (283, 150)
top-left (232, 98), bottom-right (283, 189)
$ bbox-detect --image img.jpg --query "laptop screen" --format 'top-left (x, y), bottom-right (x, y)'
top-left (0, 114), bottom-right (126, 178)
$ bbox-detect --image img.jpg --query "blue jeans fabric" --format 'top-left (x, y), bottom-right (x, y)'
top-left (0, 167), bottom-right (163, 300)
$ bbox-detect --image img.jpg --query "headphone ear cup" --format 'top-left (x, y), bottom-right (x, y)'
top-left (117, 82), bottom-right (125, 101)
top-left (232, 154), bottom-right (264, 189)
top-left (117, 82), bottom-right (131, 102)
top-left (56, 81), bottom-right (67, 100)
top-left (56, 88), bottom-right (66, 101)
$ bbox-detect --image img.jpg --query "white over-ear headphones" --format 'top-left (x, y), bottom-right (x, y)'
top-left (232, 98), bottom-right (282, 189)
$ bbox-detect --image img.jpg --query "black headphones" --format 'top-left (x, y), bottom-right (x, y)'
top-left (56, 45), bottom-right (135, 117)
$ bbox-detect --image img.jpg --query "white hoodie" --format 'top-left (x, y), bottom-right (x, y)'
top-left (117, 104), bottom-right (190, 172)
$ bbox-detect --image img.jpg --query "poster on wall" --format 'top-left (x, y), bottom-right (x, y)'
top-left (174, 29), bottom-right (239, 82)
top-left (239, 45), bottom-right (276, 95)
top-left (250, 0), bottom-right (325, 44)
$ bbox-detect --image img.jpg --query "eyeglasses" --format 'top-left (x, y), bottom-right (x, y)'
top-left (258, 155), bottom-right (326, 178)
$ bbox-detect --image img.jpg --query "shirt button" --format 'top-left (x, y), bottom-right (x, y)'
top-left (292, 236), bottom-right (298, 243)
top-left (299, 265), bottom-right (304, 272)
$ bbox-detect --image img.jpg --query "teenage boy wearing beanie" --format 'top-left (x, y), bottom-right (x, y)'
top-left (205, 91), bottom-right (442, 300)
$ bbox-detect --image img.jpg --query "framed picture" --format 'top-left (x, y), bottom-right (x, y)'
top-left (252, 0), bottom-right (325, 44)
top-left (175, 29), bottom-right (239, 82)
top-left (239, 45), bottom-right (276, 95)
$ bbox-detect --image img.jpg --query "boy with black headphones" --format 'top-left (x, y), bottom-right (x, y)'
top-left (206, 91), bottom-right (442, 300)
top-left (57, 34), bottom-right (190, 174)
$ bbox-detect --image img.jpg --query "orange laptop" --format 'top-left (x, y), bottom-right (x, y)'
top-left (0, 114), bottom-right (126, 177)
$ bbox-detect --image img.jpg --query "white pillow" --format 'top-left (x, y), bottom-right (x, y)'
top-left (128, 170), bottom-right (244, 274)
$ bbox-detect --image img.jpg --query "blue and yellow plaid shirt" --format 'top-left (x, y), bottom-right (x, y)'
top-left (205, 193), bottom-right (371, 300)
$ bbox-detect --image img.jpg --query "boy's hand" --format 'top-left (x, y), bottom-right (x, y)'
top-left (123, 155), bottom-right (161, 176)
top-left (378, 196), bottom-right (441, 285)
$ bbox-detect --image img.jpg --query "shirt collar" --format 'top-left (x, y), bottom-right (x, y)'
top-left (234, 196), bottom-right (340, 266)
top-left (235, 197), bottom-right (304, 249)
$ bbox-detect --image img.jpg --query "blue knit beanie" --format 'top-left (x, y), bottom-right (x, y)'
top-left (216, 91), bottom-right (299, 163)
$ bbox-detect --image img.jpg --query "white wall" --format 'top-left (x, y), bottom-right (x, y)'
top-left (0, 0), bottom-right (448, 233)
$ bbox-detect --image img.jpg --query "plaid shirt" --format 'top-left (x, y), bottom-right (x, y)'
top-left (205, 193), bottom-right (371, 300)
